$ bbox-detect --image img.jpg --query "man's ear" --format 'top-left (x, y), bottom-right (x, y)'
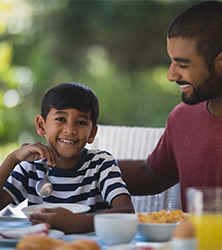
top-left (87, 125), bottom-right (98, 144)
top-left (35, 115), bottom-right (46, 136)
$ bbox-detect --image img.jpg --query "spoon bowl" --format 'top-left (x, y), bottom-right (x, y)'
top-left (35, 163), bottom-right (53, 198)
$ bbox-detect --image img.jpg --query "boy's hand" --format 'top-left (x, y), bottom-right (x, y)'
top-left (11, 142), bottom-right (59, 166)
top-left (29, 207), bottom-right (80, 234)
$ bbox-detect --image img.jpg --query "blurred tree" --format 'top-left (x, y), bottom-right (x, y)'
top-left (0, 0), bottom-right (205, 151)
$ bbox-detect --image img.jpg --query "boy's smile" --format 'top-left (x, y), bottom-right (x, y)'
top-left (36, 108), bottom-right (97, 168)
top-left (59, 138), bottom-right (77, 145)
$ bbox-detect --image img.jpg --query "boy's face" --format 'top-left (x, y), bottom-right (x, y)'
top-left (36, 108), bottom-right (97, 166)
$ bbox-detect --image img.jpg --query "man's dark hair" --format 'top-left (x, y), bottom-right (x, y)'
top-left (167, 1), bottom-right (222, 71)
top-left (41, 82), bottom-right (99, 128)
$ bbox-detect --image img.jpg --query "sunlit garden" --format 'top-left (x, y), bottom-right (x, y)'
top-left (0, 0), bottom-right (200, 162)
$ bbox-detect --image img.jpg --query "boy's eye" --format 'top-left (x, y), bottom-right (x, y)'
top-left (77, 121), bottom-right (87, 126)
top-left (56, 117), bottom-right (65, 122)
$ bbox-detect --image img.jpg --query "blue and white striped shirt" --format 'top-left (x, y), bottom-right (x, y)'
top-left (4, 148), bottom-right (130, 213)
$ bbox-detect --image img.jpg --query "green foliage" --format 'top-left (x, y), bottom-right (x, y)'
top-left (0, 0), bottom-right (201, 148)
top-left (0, 143), bottom-right (19, 163)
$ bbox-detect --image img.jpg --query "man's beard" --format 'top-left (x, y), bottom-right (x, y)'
top-left (181, 70), bottom-right (222, 105)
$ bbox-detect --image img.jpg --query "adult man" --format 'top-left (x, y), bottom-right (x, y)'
top-left (118, 1), bottom-right (222, 211)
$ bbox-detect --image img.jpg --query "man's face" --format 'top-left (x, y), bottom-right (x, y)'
top-left (167, 37), bottom-right (222, 105)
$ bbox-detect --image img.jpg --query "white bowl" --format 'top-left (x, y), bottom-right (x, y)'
top-left (138, 222), bottom-right (178, 242)
top-left (22, 203), bottom-right (90, 218)
top-left (94, 213), bottom-right (138, 245)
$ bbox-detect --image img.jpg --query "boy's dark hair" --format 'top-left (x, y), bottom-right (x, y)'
top-left (41, 82), bottom-right (99, 128)
top-left (167, 1), bottom-right (222, 72)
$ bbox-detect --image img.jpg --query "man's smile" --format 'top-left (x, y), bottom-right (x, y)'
top-left (180, 84), bottom-right (192, 89)
top-left (176, 81), bottom-right (193, 93)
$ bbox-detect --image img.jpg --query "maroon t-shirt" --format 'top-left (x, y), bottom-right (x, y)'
top-left (148, 101), bottom-right (222, 211)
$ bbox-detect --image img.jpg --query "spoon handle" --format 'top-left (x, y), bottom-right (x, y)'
top-left (45, 162), bottom-right (50, 177)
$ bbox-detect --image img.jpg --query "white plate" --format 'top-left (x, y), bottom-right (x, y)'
top-left (22, 203), bottom-right (90, 218)
top-left (107, 244), bottom-right (135, 250)
top-left (108, 242), bottom-right (171, 250)
top-left (0, 229), bottom-right (64, 244)
top-left (48, 229), bottom-right (64, 239)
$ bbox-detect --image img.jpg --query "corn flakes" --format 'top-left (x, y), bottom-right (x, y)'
top-left (138, 209), bottom-right (189, 224)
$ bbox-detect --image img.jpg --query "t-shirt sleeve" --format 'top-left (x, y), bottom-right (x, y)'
top-left (4, 162), bottom-right (29, 205)
top-left (98, 152), bottom-right (130, 205)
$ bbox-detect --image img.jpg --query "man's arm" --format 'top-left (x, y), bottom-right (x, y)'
top-left (118, 159), bottom-right (178, 195)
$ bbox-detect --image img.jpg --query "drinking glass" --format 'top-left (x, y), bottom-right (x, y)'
top-left (186, 187), bottom-right (222, 250)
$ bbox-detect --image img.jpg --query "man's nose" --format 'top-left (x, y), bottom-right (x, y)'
top-left (167, 62), bottom-right (181, 82)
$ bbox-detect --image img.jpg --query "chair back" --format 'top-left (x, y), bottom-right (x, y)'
top-left (87, 125), bottom-right (181, 212)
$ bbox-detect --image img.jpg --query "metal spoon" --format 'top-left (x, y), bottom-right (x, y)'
top-left (35, 163), bottom-right (53, 198)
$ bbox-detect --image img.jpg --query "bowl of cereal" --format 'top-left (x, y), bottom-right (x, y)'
top-left (137, 209), bottom-right (189, 242)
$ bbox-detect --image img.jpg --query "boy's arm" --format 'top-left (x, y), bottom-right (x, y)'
top-left (0, 190), bottom-right (14, 211)
top-left (0, 153), bottom-right (21, 210)
top-left (29, 207), bottom-right (95, 234)
top-left (109, 194), bottom-right (134, 213)
top-left (0, 142), bottom-right (59, 190)
top-left (0, 142), bottom-right (59, 211)
top-left (29, 194), bottom-right (134, 234)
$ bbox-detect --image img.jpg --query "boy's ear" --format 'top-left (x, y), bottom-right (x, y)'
top-left (35, 115), bottom-right (46, 136)
top-left (87, 125), bottom-right (98, 144)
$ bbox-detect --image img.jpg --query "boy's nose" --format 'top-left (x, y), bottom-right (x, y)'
top-left (64, 124), bottom-right (77, 135)
top-left (167, 63), bottom-right (181, 82)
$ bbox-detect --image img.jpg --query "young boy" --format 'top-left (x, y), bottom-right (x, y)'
top-left (0, 82), bottom-right (134, 233)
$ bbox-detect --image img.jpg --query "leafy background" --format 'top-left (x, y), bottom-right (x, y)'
top-left (0, 0), bottom-right (206, 161)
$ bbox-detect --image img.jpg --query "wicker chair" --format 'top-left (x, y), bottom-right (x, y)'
top-left (87, 125), bottom-right (181, 213)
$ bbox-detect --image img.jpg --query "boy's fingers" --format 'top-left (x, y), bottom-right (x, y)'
top-left (33, 143), bottom-right (59, 165)
top-left (40, 207), bottom-right (58, 213)
top-left (45, 151), bottom-right (56, 166)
